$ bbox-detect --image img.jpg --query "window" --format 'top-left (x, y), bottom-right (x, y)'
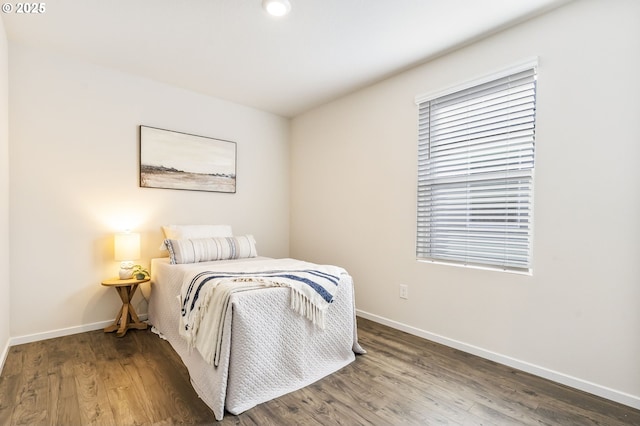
top-left (416, 60), bottom-right (537, 272)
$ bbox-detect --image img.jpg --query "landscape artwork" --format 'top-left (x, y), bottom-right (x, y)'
top-left (140, 126), bottom-right (236, 193)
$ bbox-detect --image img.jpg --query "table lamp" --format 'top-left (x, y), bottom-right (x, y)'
top-left (114, 231), bottom-right (140, 279)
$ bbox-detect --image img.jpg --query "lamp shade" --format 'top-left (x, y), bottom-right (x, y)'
top-left (114, 232), bottom-right (140, 261)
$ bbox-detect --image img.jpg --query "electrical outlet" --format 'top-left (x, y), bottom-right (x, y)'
top-left (399, 284), bottom-right (408, 299)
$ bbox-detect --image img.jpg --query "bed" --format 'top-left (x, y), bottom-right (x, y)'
top-left (147, 254), bottom-right (364, 420)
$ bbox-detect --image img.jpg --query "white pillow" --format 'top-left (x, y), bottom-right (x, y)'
top-left (159, 225), bottom-right (233, 250)
top-left (165, 235), bottom-right (258, 265)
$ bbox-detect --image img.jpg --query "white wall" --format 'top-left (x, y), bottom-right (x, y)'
top-left (8, 43), bottom-right (290, 338)
top-left (291, 0), bottom-right (640, 407)
top-left (0, 17), bottom-right (10, 368)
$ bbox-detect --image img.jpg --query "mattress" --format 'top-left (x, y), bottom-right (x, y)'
top-left (148, 256), bottom-right (364, 420)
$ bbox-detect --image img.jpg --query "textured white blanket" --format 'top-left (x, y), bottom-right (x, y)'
top-left (179, 258), bottom-right (345, 366)
top-left (148, 257), bottom-right (364, 420)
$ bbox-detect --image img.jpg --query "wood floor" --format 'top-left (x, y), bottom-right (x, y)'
top-left (1, 317), bottom-right (638, 425)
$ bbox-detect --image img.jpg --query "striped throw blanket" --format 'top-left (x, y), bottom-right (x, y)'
top-left (179, 259), bottom-right (345, 366)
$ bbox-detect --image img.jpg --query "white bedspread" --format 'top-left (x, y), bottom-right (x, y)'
top-left (180, 258), bottom-right (347, 367)
top-left (148, 257), bottom-right (364, 421)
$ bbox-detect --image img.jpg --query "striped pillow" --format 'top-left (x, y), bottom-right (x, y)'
top-left (165, 235), bottom-right (257, 264)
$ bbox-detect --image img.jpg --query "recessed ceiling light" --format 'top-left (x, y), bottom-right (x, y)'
top-left (262, 0), bottom-right (291, 17)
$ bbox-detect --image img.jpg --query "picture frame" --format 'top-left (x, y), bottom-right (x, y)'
top-left (139, 126), bottom-right (237, 193)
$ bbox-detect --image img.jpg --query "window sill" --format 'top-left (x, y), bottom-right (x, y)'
top-left (417, 258), bottom-right (532, 276)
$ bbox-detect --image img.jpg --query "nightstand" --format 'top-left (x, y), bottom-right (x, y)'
top-left (101, 277), bottom-right (150, 337)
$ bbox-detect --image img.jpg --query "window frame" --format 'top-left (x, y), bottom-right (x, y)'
top-left (415, 58), bottom-right (538, 274)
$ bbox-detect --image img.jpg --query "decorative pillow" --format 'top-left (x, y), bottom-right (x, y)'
top-left (159, 224), bottom-right (233, 251)
top-left (165, 235), bottom-right (258, 264)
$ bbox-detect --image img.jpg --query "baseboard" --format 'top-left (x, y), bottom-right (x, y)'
top-left (8, 314), bottom-right (149, 347)
top-left (0, 338), bottom-right (9, 376)
top-left (356, 309), bottom-right (640, 410)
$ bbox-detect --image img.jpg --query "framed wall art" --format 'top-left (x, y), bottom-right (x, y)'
top-left (139, 126), bottom-right (237, 193)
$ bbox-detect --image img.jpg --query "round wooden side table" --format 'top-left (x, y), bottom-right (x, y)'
top-left (101, 277), bottom-right (150, 337)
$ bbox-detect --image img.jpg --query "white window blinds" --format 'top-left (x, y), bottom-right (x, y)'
top-left (416, 63), bottom-right (537, 272)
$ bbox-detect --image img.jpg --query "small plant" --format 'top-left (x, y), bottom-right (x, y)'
top-left (131, 265), bottom-right (149, 280)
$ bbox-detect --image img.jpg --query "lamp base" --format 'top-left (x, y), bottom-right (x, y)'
top-left (119, 261), bottom-right (134, 280)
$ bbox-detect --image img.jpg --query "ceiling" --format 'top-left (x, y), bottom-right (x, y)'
top-left (2, 0), bottom-right (568, 117)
